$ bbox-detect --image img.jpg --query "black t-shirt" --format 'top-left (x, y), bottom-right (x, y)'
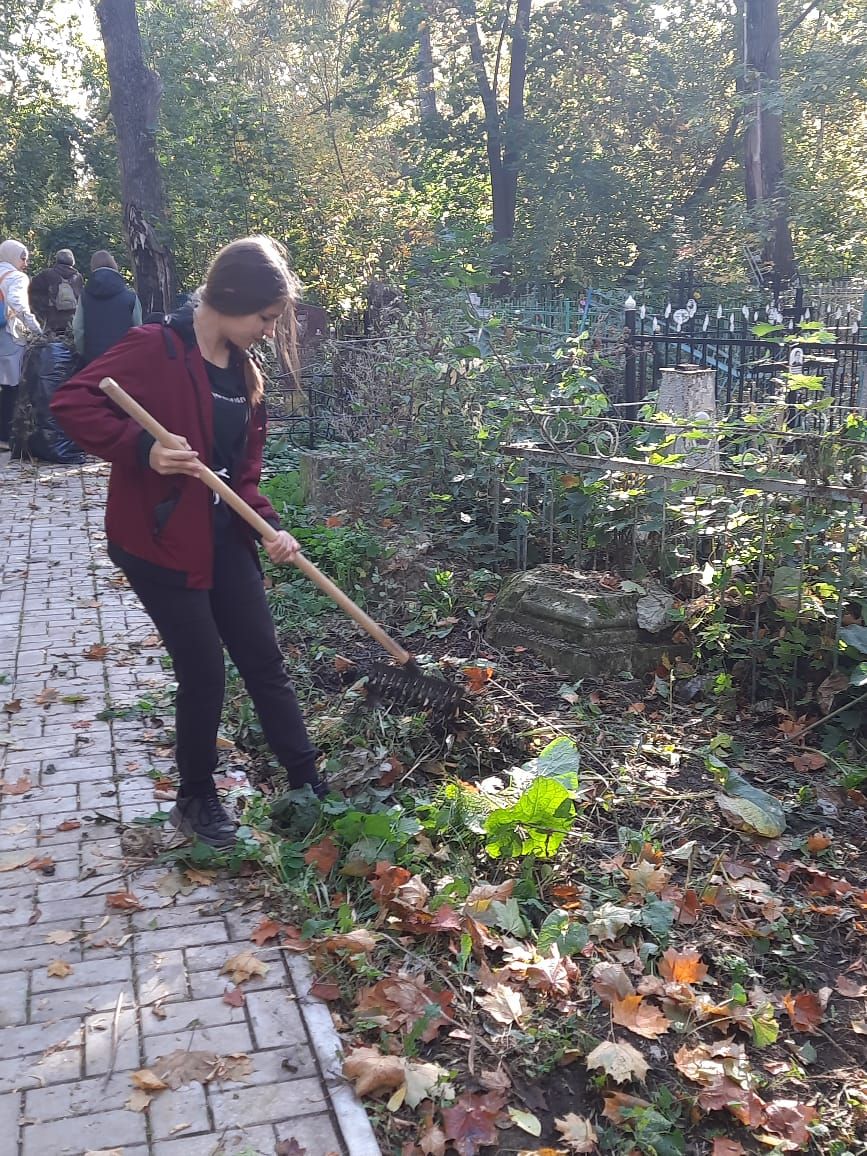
top-left (205, 358), bottom-right (248, 538)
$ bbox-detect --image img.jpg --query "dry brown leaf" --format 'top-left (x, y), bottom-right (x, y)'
top-left (554, 1114), bottom-right (597, 1152)
top-left (601, 1091), bottom-right (652, 1124)
top-left (56, 819), bottom-right (81, 832)
top-left (249, 918), bottom-right (282, 946)
top-left (144, 1050), bottom-right (220, 1089)
top-left (464, 880), bottom-right (515, 912)
top-left (711, 1141), bottom-right (746, 1156)
top-left (673, 1039), bottom-right (749, 1087)
top-left (0, 850), bottom-right (36, 872)
top-left (183, 867), bottom-right (215, 886)
top-left (623, 860), bottom-right (670, 896)
top-left (321, 928), bottom-right (378, 955)
top-left (835, 975), bottom-right (867, 998)
top-left (46, 959), bottom-right (73, 978)
top-left (0, 776), bottom-right (32, 795)
top-left (783, 991), bottom-right (823, 1034)
top-left (35, 687), bottom-right (59, 705)
top-left (131, 1068), bottom-right (169, 1092)
top-left (477, 983), bottom-right (528, 1025)
top-left (585, 1039), bottom-right (648, 1084)
top-left (591, 962), bottom-right (635, 1003)
top-left (125, 1089), bottom-right (153, 1112)
top-left (83, 644), bottom-right (109, 659)
top-left (222, 986), bottom-right (246, 1007)
top-left (805, 830), bottom-right (832, 854)
top-left (304, 835), bottom-right (340, 876)
top-left (343, 1045), bottom-right (407, 1097)
top-left (658, 947), bottom-right (708, 985)
top-left (221, 950), bottom-right (269, 984)
top-left (106, 891), bottom-right (145, 911)
top-left (309, 980), bottom-right (341, 1001)
top-left (44, 929), bottom-right (77, 945)
top-left (2, 699), bottom-right (22, 714)
top-left (610, 995), bottom-right (670, 1039)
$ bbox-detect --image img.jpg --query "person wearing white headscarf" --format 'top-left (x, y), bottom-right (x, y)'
top-left (0, 238), bottom-right (42, 447)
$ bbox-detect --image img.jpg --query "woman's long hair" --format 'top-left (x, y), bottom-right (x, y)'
top-left (199, 236), bottom-right (301, 407)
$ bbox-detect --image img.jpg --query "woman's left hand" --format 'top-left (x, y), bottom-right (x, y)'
top-left (264, 530), bottom-right (301, 565)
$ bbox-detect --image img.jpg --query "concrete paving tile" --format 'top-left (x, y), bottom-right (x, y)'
top-left (20, 1107), bottom-right (147, 1156)
top-left (209, 1075), bottom-right (328, 1129)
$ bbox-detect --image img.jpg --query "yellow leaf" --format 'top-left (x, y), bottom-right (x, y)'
top-left (46, 959), bottom-right (73, 978)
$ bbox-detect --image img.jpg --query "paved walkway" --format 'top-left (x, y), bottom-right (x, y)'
top-left (0, 454), bottom-right (380, 1156)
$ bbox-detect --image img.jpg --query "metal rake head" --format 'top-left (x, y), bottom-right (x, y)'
top-left (366, 660), bottom-right (466, 716)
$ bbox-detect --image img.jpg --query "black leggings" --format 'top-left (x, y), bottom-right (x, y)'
top-left (118, 537), bottom-right (319, 794)
top-left (0, 384), bottom-right (19, 442)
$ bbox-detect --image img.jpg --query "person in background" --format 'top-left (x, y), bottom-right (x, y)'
top-left (28, 248), bottom-right (83, 335)
top-left (73, 250), bottom-right (142, 364)
top-left (52, 237), bottom-right (324, 847)
top-left (0, 239), bottom-right (42, 449)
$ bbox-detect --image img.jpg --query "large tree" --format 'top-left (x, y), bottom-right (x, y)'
top-left (96, 0), bottom-right (175, 312)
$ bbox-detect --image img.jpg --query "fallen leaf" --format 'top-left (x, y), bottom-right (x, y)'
top-left (304, 835), bottom-right (340, 875)
top-left (623, 860), bottom-right (670, 896)
top-left (783, 991), bottom-right (823, 1034)
top-left (404, 1060), bottom-right (450, 1108)
top-left (44, 929), bottom-right (77, 945)
top-left (35, 687), bottom-right (59, 705)
top-left (442, 1091), bottom-right (506, 1155)
top-left (106, 891), bottom-right (145, 911)
top-left (585, 1039), bottom-right (649, 1083)
top-left (674, 1039), bottom-right (749, 1087)
top-left (0, 850), bottom-right (36, 872)
top-left (46, 959), bottom-right (73, 978)
top-left (356, 974), bottom-right (453, 1040)
top-left (343, 1045), bottom-right (406, 1097)
top-left (711, 1140), bottom-right (746, 1156)
top-left (221, 950), bottom-right (269, 984)
top-left (56, 819), bottom-right (81, 831)
top-left (28, 855), bottom-right (55, 873)
top-left (2, 698), bottom-right (22, 714)
top-left (658, 948), bottom-right (708, 985)
top-left (0, 776), bottom-right (32, 795)
top-left (131, 1068), bottom-right (169, 1092)
top-left (477, 983), bottom-right (528, 1025)
top-left (309, 980), bottom-right (341, 1001)
top-left (141, 1049), bottom-right (222, 1089)
top-left (463, 665), bottom-right (494, 693)
top-left (321, 929), bottom-right (378, 955)
top-left (601, 1091), bottom-right (652, 1124)
top-left (125, 1089), bottom-right (153, 1112)
top-left (805, 831), bottom-right (832, 854)
top-left (333, 654), bottom-right (355, 672)
top-left (554, 1114), bottom-right (597, 1152)
top-left (760, 1099), bottom-right (818, 1151)
top-left (275, 1140), bottom-right (307, 1156)
top-left (611, 995), bottom-right (670, 1039)
top-left (591, 962), bottom-right (635, 1003)
top-left (83, 644), bottom-right (109, 659)
top-left (508, 1107), bottom-right (542, 1137)
top-left (250, 918), bottom-right (282, 946)
top-left (222, 986), bottom-right (246, 1007)
top-left (835, 975), bottom-right (867, 998)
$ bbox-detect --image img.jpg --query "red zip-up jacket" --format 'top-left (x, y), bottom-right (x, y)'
top-left (51, 321), bottom-right (280, 589)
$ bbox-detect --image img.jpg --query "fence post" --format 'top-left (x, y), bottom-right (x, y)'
top-left (624, 295), bottom-right (638, 420)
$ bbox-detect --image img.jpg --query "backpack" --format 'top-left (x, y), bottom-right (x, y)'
top-left (54, 277), bottom-right (78, 312)
top-left (0, 269), bottom-right (12, 328)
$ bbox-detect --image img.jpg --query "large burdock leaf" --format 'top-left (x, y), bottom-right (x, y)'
top-left (343, 1045), bottom-right (406, 1097)
top-left (484, 778), bottom-right (575, 859)
top-left (585, 1040), bottom-right (648, 1083)
top-left (716, 772), bottom-right (786, 837)
top-left (477, 983), bottom-right (528, 1026)
top-left (554, 1113), bottom-right (597, 1152)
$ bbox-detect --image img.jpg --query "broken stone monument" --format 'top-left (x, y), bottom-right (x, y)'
top-left (486, 566), bottom-right (681, 679)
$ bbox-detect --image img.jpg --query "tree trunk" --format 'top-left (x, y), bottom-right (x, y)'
top-left (742, 0), bottom-right (797, 282)
top-left (417, 17), bottom-right (438, 123)
top-left (96, 0), bottom-right (175, 314)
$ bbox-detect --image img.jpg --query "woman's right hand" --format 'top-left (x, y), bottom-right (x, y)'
top-left (149, 438), bottom-right (201, 477)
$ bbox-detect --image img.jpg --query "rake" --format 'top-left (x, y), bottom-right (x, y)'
top-left (99, 378), bottom-right (465, 716)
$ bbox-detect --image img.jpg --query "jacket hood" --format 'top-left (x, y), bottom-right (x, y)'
top-left (165, 302), bottom-right (196, 346)
top-left (86, 267), bottom-right (131, 300)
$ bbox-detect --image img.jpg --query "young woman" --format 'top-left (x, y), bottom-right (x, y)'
top-left (52, 237), bottom-right (323, 847)
top-left (0, 238), bottom-right (43, 447)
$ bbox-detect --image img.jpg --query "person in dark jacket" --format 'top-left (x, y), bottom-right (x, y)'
top-left (73, 250), bottom-right (142, 363)
top-left (28, 248), bottom-right (83, 334)
top-left (52, 236), bottom-right (324, 847)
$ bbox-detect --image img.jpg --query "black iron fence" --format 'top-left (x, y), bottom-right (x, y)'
top-left (621, 296), bottom-right (867, 423)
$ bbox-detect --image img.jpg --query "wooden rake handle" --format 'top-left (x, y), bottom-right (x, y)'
top-left (98, 376), bottom-right (413, 666)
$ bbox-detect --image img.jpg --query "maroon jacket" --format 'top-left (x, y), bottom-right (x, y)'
top-left (51, 322), bottom-right (280, 589)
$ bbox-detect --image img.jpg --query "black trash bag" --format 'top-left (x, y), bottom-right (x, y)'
top-left (11, 341), bottom-right (85, 464)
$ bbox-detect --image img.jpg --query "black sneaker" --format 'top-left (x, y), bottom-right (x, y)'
top-left (169, 792), bottom-right (237, 848)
